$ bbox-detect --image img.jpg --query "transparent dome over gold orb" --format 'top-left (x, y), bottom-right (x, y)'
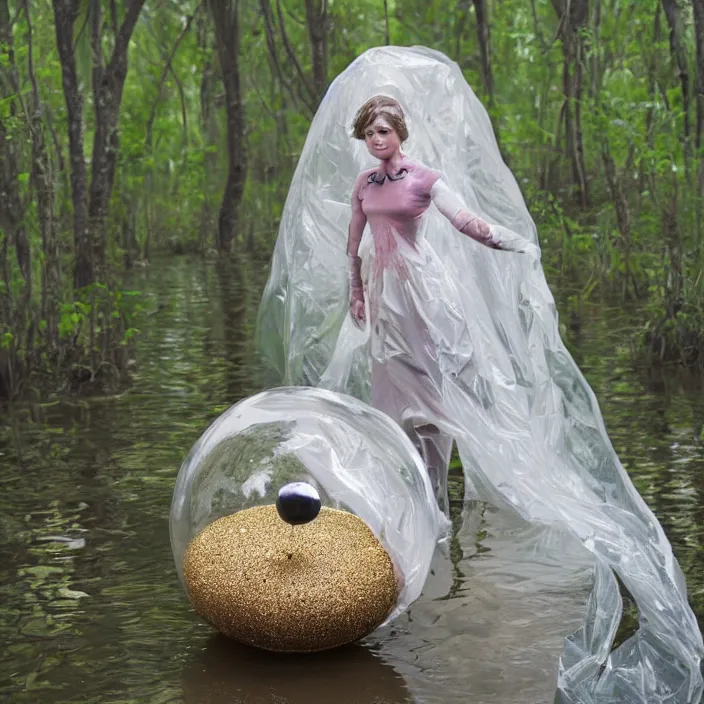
top-left (170, 386), bottom-right (448, 625)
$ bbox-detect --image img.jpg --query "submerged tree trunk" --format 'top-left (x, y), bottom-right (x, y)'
top-left (0, 2), bottom-right (17, 367)
top-left (208, 0), bottom-right (247, 253)
top-left (304, 0), bottom-right (328, 104)
top-left (195, 10), bottom-right (216, 253)
top-left (694, 0), bottom-right (704, 154)
top-left (199, 32), bottom-right (218, 252)
top-left (24, 0), bottom-right (60, 349)
top-left (144, 6), bottom-right (199, 258)
top-left (662, 0), bottom-right (692, 173)
top-left (53, 0), bottom-right (145, 288)
top-left (645, 6), bottom-right (663, 148)
top-left (383, 0), bottom-right (391, 44)
top-left (601, 138), bottom-right (637, 298)
top-left (261, 0), bottom-right (302, 115)
top-left (53, 0), bottom-right (91, 289)
top-left (87, 0), bottom-right (146, 282)
top-left (691, 0), bottom-right (704, 253)
top-left (260, 0), bottom-right (320, 118)
top-left (663, 173), bottom-right (684, 319)
top-left (472, 0), bottom-right (494, 105)
top-left (0, 0), bottom-right (33, 392)
top-left (551, 0), bottom-right (590, 208)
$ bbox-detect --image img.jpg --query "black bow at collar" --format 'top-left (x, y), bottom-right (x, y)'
top-left (367, 168), bottom-right (408, 185)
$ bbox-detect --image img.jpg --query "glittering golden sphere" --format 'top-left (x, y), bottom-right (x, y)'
top-left (183, 505), bottom-right (399, 652)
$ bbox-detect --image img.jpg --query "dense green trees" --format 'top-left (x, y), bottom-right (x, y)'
top-left (1, 0), bottom-right (703, 400)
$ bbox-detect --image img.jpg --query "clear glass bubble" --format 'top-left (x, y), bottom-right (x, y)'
top-left (170, 386), bottom-right (449, 621)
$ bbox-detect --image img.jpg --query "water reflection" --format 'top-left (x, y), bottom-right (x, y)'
top-left (182, 636), bottom-right (412, 704)
top-left (1, 256), bottom-right (703, 703)
top-left (373, 501), bottom-right (591, 703)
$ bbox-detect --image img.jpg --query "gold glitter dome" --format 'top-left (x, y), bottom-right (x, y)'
top-left (183, 505), bottom-right (399, 652)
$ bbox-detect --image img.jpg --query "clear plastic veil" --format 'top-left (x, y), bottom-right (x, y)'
top-left (256, 46), bottom-right (704, 703)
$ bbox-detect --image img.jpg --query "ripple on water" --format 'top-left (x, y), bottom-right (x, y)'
top-left (1, 257), bottom-right (703, 703)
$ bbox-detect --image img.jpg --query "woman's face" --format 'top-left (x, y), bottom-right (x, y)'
top-left (363, 115), bottom-right (401, 159)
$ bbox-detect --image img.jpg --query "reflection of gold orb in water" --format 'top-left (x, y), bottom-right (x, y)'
top-left (181, 634), bottom-right (412, 704)
top-left (183, 505), bottom-right (398, 652)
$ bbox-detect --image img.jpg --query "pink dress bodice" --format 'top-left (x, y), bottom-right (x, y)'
top-left (352, 159), bottom-right (441, 270)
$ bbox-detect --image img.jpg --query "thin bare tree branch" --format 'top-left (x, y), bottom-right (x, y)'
top-left (275, 0), bottom-right (317, 112)
top-left (145, 4), bottom-right (201, 146)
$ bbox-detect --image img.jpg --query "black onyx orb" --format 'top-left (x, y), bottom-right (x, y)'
top-left (276, 482), bottom-right (322, 525)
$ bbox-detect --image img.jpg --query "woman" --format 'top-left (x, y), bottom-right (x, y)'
top-left (257, 46), bottom-right (703, 703)
top-left (345, 94), bottom-right (536, 512)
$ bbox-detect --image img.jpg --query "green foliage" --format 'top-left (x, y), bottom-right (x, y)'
top-left (2, 0), bottom-right (704, 402)
top-left (56, 286), bottom-right (142, 348)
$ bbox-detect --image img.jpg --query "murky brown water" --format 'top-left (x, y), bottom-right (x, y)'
top-left (2, 255), bottom-right (703, 703)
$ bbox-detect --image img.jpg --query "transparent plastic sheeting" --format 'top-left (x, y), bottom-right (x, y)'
top-left (169, 386), bottom-right (449, 621)
top-left (256, 46), bottom-right (704, 703)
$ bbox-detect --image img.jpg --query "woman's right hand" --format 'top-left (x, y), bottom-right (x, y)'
top-left (349, 293), bottom-right (365, 327)
top-left (348, 254), bottom-right (366, 327)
